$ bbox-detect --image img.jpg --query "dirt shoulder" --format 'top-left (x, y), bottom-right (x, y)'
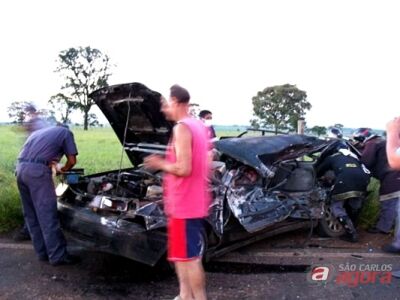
top-left (1, 229), bottom-right (399, 299)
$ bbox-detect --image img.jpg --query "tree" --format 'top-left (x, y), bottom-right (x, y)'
top-left (250, 119), bottom-right (260, 129)
top-left (37, 109), bottom-right (57, 124)
top-left (54, 46), bottom-right (112, 130)
top-left (48, 93), bottom-right (78, 124)
top-left (7, 101), bottom-right (34, 124)
top-left (310, 125), bottom-right (327, 137)
top-left (251, 84), bottom-right (311, 135)
top-left (334, 123), bottom-right (344, 129)
top-left (88, 113), bottom-right (99, 127)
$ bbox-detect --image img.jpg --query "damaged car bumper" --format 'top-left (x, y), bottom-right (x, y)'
top-left (58, 200), bottom-right (167, 266)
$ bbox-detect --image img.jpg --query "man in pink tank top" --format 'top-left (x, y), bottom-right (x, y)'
top-left (145, 85), bottom-right (211, 300)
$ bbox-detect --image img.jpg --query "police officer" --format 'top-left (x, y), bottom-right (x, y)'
top-left (13, 104), bottom-right (49, 242)
top-left (353, 128), bottom-right (400, 234)
top-left (316, 140), bottom-right (370, 242)
top-left (16, 125), bottom-right (79, 265)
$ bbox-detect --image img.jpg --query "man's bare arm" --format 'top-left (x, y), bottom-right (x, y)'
top-left (386, 117), bottom-right (400, 169)
top-left (61, 155), bottom-right (77, 172)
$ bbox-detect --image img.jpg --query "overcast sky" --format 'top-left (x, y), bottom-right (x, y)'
top-left (1, 0), bottom-right (399, 129)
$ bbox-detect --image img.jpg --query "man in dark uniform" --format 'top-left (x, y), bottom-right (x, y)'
top-left (353, 128), bottom-right (400, 234)
top-left (316, 141), bottom-right (370, 242)
top-left (16, 125), bottom-right (80, 265)
top-left (14, 104), bottom-right (48, 241)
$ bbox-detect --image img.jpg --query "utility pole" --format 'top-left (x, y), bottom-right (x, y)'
top-left (297, 118), bottom-right (305, 135)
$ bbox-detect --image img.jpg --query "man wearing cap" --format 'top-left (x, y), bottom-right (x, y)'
top-left (16, 125), bottom-right (80, 265)
top-left (145, 85), bottom-right (210, 300)
top-left (14, 104), bottom-right (49, 241)
top-left (23, 104), bottom-right (48, 134)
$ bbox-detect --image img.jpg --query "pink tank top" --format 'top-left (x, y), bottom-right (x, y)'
top-left (163, 117), bottom-right (211, 218)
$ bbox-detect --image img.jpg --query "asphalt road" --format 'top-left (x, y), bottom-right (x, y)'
top-left (1, 229), bottom-right (399, 300)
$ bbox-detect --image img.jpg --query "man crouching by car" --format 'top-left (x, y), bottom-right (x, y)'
top-left (145, 85), bottom-right (211, 300)
top-left (315, 140), bottom-right (370, 242)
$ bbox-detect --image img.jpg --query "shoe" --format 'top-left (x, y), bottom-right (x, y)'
top-left (13, 229), bottom-right (31, 241)
top-left (392, 270), bottom-right (400, 278)
top-left (340, 233), bottom-right (358, 243)
top-left (51, 254), bottom-right (81, 266)
top-left (337, 217), bottom-right (358, 243)
top-left (382, 244), bottom-right (400, 254)
top-left (38, 255), bottom-right (48, 262)
top-left (367, 227), bottom-right (388, 234)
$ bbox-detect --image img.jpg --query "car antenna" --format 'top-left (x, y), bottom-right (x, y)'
top-left (116, 91), bottom-right (132, 193)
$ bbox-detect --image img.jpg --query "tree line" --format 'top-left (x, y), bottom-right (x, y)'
top-left (7, 46), bottom-right (332, 134)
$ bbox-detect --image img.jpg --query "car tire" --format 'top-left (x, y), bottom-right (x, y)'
top-left (317, 204), bottom-right (345, 237)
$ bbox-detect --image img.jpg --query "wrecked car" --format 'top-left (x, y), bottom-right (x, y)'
top-left (57, 82), bottom-right (352, 266)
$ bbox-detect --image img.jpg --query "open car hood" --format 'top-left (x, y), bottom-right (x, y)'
top-left (90, 83), bottom-right (173, 166)
top-left (215, 135), bottom-right (329, 176)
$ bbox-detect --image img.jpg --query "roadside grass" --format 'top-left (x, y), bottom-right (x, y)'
top-left (0, 126), bottom-right (26, 231)
top-left (0, 125), bottom-right (379, 233)
top-left (0, 125), bottom-right (132, 232)
top-left (358, 178), bottom-right (380, 228)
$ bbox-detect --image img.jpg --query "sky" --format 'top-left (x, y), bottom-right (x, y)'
top-left (0, 0), bottom-right (399, 130)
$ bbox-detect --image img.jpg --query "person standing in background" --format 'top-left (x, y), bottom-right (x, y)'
top-left (382, 118), bottom-right (400, 255)
top-left (353, 128), bottom-right (400, 235)
top-left (199, 110), bottom-right (217, 141)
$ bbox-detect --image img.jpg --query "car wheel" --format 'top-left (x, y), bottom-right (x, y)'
top-left (317, 204), bottom-right (345, 237)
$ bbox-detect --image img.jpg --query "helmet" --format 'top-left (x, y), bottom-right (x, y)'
top-left (327, 127), bottom-right (343, 139)
top-left (319, 140), bottom-right (348, 162)
top-left (352, 128), bottom-right (375, 143)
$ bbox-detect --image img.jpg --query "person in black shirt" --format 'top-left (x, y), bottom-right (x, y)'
top-left (316, 141), bottom-right (370, 242)
top-left (353, 128), bottom-right (400, 234)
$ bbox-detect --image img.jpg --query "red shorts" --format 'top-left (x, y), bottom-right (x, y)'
top-left (167, 218), bottom-right (206, 262)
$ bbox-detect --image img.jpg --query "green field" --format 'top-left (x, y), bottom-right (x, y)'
top-left (0, 125), bottom-right (378, 233)
top-left (0, 125), bottom-right (242, 232)
top-left (0, 126), bottom-right (26, 231)
top-left (0, 125), bottom-right (134, 232)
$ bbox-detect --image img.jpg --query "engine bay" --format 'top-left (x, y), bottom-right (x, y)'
top-left (58, 155), bottom-right (328, 234)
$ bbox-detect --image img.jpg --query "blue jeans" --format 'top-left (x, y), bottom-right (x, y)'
top-left (391, 199), bottom-right (400, 248)
top-left (331, 197), bottom-right (362, 218)
top-left (376, 197), bottom-right (399, 233)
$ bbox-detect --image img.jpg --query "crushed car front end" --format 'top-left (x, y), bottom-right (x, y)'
top-left (57, 82), bottom-right (355, 266)
top-left (57, 167), bottom-right (168, 266)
